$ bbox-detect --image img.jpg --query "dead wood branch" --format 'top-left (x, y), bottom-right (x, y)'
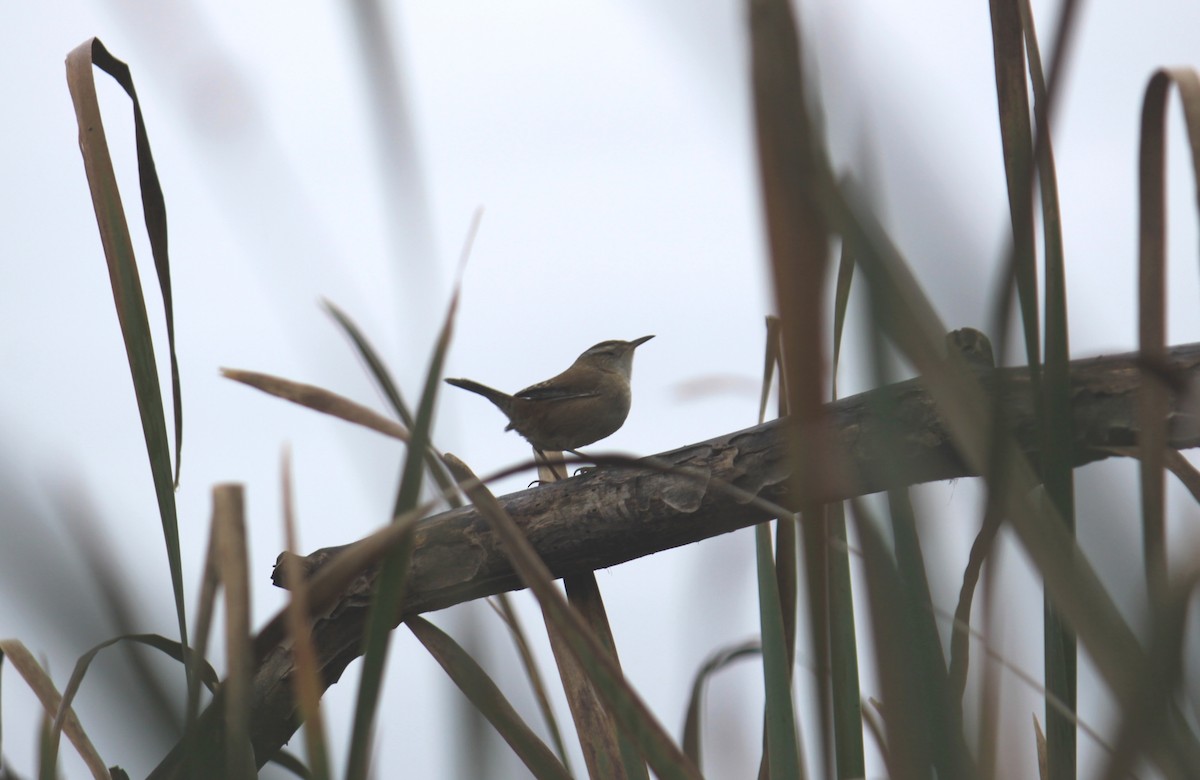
top-left (148, 342), bottom-right (1200, 778)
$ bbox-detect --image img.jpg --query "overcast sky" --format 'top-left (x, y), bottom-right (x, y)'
top-left (4, 1), bottom-right (1200, 778)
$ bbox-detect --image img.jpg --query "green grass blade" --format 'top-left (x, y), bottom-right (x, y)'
top-left (826, 504), bottom-right (863, 779)
top-left (1016, 5), bottom-right (1081, 776)
top-left (680, 641), bottom-right (760, 769)
top-left (831, 240), bottom-right (855, 402)
top-left (863, 307), bottom-right (975, 778)
top-left (52, 632), bottom-right (218, 747)
top-left (758, 317), bottom-right (802, 776)
top-left (39, 707), bottom-right (58, 780)
top-left (408, 616), bottom-right (572, 780)
top-left (755, 523), bottom-right (804, 779)
top-left (323, 300), bottom-right (416, 428)
top-left (345, 288), bottom-right (459, 780)
top-left (828, 239), bottom-right (865, 778)
top-left (323, 301), bottom-right (463, 508)
top-left (63, 38), bottom-right (190, 690)
top-left (849, 500), bottom-right (945, 777)
top-left (987, 0), bottom-right (1040, 374)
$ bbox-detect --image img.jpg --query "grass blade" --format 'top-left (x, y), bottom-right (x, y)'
top-left (1020, 5), bottom-right (1080, 776)
top-left (1137, 68), bottom-right (1200, 598)
top-left (759, 316), bottom-right (782, 424)
top-left (828, 239), bottom-right (865, 779)
top-left (534, 456), bottom-right (634, 779)
top-left (269, 750), bottom-right (315, 779)
top-left (345, 286), bottom-right (459, 780)
top-left (322, 301), bottom-right (464, 510)
top-left (64, 37), bottom-right (189, 691)
top-left (680, 641), bottom-right (760, 769)
top-left (221, 368), bottom-right (411, 442)
top-left (826, 502), bottom-right (863, 780)
top-left (51, 632), bottom-right (219, 761)
top-left (281, 451), bottom-right (331, 780)
top-left (323, 300), bottom-right (415, 429)
top-left (559, 568), bottom-right (648, 772)
top-left (212, 485), bottom-right (254, 779)
top-left (490, 594), bottom-right (573, 770)
top-left (755, 523), bottom-right (804, 779)
top-left (443, 455), bottom-right (702, 780)
top-left (0, 641), bottom-right (108, 779)
top-left (987, 0), bottom-right (1040, 372)
top-left (834, 179), bottom-right (1200, 774)
top-left (848, 502), bottom-right (937, 777)
top-left (948, 509), bottom-right (1003, 701)
top-left (408, 616), bottom-right (572, 780)
top-left (747, 0), bottom-right (836, 769)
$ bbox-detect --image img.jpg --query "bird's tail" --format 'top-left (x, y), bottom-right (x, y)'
top-left (445, 378), bottom-right (512, 413)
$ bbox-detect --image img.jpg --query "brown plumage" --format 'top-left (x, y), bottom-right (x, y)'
top-left (446, 335), bottom-right (654, 452)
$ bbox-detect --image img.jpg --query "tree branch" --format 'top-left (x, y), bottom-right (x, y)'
top-left (148, 342), bottom-right (1200, 778)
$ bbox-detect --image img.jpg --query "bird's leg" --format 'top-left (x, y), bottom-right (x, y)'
top-left (527, 448), bottom-right (569, 487)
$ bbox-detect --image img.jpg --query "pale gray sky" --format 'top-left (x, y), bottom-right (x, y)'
top-left (3, 1), bottom-right (1200, 778)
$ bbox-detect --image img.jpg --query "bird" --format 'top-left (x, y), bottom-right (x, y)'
top-left (445, 335), bottom-right (654, 453)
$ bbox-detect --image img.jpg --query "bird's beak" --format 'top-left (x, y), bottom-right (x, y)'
top-left (629, 335), bottom-right (655, 348)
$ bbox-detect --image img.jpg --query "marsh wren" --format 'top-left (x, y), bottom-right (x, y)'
top-left (446, 335), bottom-right (654, 452)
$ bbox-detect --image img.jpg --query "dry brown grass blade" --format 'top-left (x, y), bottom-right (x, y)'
top-left (749, 0), bottom-right (833, 768)
top-left (544, 601), bottom-right (625, 779)
top-left (948, 508), bottom-right (1003, 701)
top-left (281, 451), bottom-right (331, 780)
top-left (443, 455), bottom-right (701, 780)
top-left (1102, 446), bottom-right (1200, 506)
top-left (212, 485), bottom-right (254, 779)
top-left (489, 594), bottom-right (573, 769)
top-left (1138, 67), bottom-right (1200, 599)
top-left (255, 497), bottom-right (435, 660)
top-left (860, 699), bottom-right (891, 777)
top-left (181, 486), bottom-right (254, 777)
top-left (940, 603), bottom-right (1116, 758)
top-left (188, 502), bottom-right (222, 724)
top-left (759, 316), bottom-right (782, 424)
top-left (0, 641), bottom-right (108, 779)
top-left (221, 368), bottom-right (410, 441)
top-left (548, 623), bottom-right (621, 771)
top-left (1034, 715), bottom-right (1048, 780)
top-left (538, 455), bottom-right (637, 780)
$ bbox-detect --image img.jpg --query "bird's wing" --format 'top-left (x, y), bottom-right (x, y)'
top-left (514, 378), bottom-right (601, 403)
